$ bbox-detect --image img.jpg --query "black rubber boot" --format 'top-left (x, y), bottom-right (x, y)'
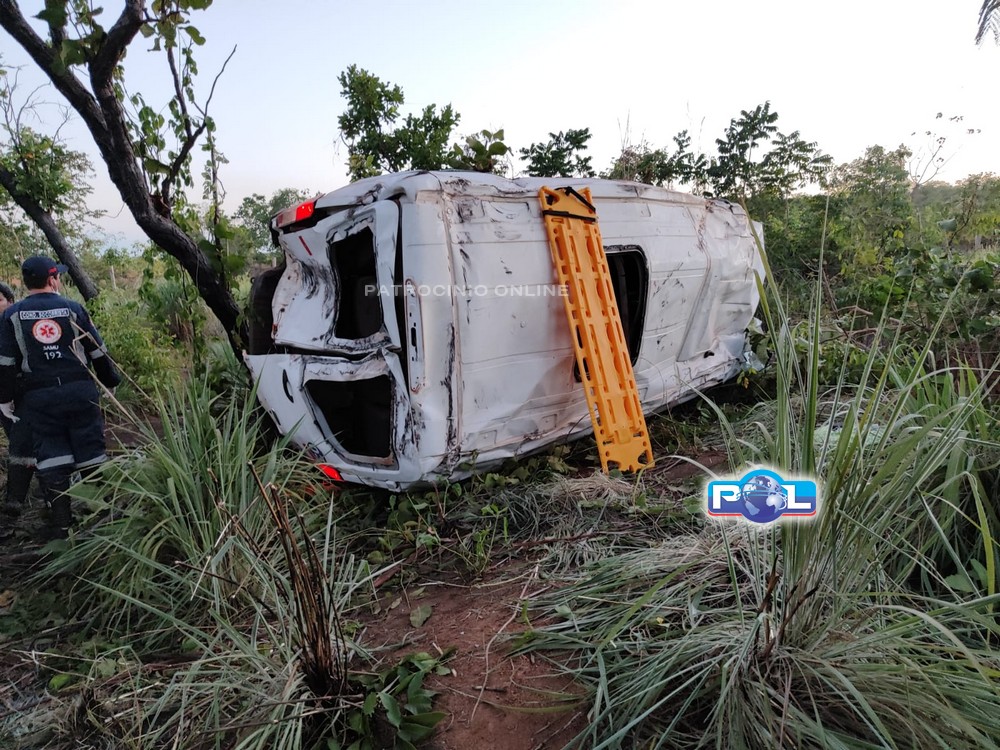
top-left (38, 472), bottom-right (72, 541)
top-left (48, 495), bottom-right (72, 540)
top-left (3, 463), bottom-right (35, 517)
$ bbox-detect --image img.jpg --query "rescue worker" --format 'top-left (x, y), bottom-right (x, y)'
top-left (0, 281), bottom-right (37, 529)
top-left (0, 257), bottom-right (121, 539)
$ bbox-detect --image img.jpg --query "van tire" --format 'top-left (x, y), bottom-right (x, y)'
top-left (248, 267), bottom-right (284, 355)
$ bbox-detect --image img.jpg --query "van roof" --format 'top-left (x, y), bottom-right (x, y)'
top-left (313, 170), bottom-right (728, 212)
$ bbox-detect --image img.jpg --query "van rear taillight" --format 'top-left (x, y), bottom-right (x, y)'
top-left (275, 199), bottom-right (316, 229)
top-left (317, 464), bottom-right (343, 482)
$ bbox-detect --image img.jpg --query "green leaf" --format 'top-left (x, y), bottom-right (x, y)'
top-left (554, 604), bottom-right (574, 619)
top-left (94, 658), bottom-right (117, 679)
top-left (184, 25), bottom-right (206, 45)
top-left (58, 40), bottom-right (88, 67)
top-left (47, 672), bottom-right (75, 692)
top-left (409, 604), bottom-right (432, 627)
top-left (35, 3), bottom-right (69, 28)
top-left (142, 158), bottom-right (168, 175)
top-left (379, 691), bottom-right (402, 727)
top-left (398, 712), bottom-right (446, 741)
top-left (971, 558), bottom-right (989, 588)
top-left (406, 670), bottom-right (427, 707)
top-left (197, 238), bottom-right (218, 255)
top-left (348, 709), bottom-right (365, 733)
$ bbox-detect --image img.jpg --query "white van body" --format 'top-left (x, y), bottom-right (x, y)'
top-left (245, 171), bottom-right (763, 490)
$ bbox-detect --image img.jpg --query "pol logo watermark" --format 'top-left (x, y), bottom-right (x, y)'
top-left (706, 468), bottom-right (818, 523)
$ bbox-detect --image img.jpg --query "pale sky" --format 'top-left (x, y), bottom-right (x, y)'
top-left (3, 0), bottom-right (999, 244)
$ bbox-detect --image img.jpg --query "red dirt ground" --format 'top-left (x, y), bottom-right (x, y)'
top-left (360, 568), bottom-right (588, 750)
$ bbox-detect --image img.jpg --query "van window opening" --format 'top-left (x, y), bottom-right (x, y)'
top-left (306, 376), bottom-right (393, 460)
top-left (606, 245), bottom-right (649, 363)
top-left (329, 227), bottom-right (382, 339)
top-left (574, 245), bottom-right (648, 382)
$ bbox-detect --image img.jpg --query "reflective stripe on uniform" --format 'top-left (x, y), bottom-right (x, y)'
top-left (69, 310), bottom-right (88, 365)
top-left (0, 355), bottom-right (15, 366)
top-left (11, 320), bottom-right (30, 373)
top-left (37, 454), bottom-right (76, 470)
top-left (9, 455), bottom-right (36, 467)
top-left (90, 348), bottom-right (107, 359)
top-left (76, 453), bottom-right (108, 469)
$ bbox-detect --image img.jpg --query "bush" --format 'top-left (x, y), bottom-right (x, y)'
top-left (29, 378), bottom-right (452, 749)
top-left (88, 291), bottom-right (184, 400)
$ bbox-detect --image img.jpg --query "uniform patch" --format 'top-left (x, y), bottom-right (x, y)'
top-left (19, 308), bottom-right (71, 320)
top-left (32, 319), bottom-right (62, 344)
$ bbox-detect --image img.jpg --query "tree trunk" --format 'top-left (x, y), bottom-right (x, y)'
top-left (0, 165), bottom-right (100, 300)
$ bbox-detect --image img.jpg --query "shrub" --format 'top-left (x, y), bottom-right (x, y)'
top-left (87, 290), bottom-right (184, 400)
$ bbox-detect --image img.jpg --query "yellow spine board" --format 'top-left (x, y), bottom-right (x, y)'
top-left (538, 186), bottom-right (653, 474)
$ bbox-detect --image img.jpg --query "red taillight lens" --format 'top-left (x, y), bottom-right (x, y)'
top-left (294, 200), bottom-right (315, 222)
top-left (316, 464), bottom-right (343, 482)
top-left (275, 199), bottom-right (316, 229)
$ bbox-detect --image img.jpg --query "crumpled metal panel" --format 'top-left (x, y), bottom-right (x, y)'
top-left (271, 202), bottom-right (400, 354)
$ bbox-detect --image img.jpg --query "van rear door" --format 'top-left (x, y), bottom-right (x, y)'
top-left (273, 203), bottom-right (401, 354)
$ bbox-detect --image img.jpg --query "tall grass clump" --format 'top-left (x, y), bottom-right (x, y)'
top-left (518, 226), bottom-right (1000, 748)
top-left (40, 377), bottom-right (322, 650)
top-left (73, 488), bottom-right (382, 750)
top-left (25, 378), bottom-right (439, 748)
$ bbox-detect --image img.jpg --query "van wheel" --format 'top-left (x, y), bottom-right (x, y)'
top-left (248, 266), bottom-right (284, 355)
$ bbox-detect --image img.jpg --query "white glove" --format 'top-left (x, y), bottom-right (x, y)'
top-left (0, 401), bottom-right (18, 423)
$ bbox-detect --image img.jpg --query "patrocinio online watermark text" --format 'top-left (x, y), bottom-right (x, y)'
top-left (365, 284), bottom-right (569, 298)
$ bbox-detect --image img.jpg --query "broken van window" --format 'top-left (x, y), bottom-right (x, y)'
top-left (329, 226), bottom-right (382, 340)
top-left (306, 375), bottom-right (393, 461)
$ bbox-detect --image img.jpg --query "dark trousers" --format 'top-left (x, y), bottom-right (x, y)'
top-left (1, 409), bottom-right (36, 508)
top-left (19, 381), bottom-right (107, 526)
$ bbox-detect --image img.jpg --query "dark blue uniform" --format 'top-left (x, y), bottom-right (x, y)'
top-left (0, 292), bottom-right (120, 494)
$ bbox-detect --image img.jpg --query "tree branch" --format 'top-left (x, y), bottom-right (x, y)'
top-left (159, 119), bottom-right (205, 208)
top-left (166, 44), bottom-right (195, 140)
top-left (0, 0), bottom-right (106, 132)
top-left (89, 0), bottom-right (145, 87)
top-left (195, 45), bottom-right (237, 119)
top-left (0, 164), bottom-right (99, 300)
top-left (1, 0), bottom-right (248, 353)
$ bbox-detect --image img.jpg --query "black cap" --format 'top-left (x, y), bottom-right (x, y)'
top-left (21, 256), bottom-right (68, 285)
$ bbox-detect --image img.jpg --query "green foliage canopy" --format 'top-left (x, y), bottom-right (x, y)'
top-left (233, 186), bottom-right (313, 259)
top-left (603, 130), bottom-right (708, 188)
top-left (337, 64), bottom-right (461, 181)
top-left (708, 101), bottom-right (831, 200)
top-left (520, 127), bottom-right (595, 178)
top-left (827, 144), bottom-right (914, 274)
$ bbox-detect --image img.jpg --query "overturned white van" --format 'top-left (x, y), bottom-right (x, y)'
top-left (245, 171), bottom-right (763, 490)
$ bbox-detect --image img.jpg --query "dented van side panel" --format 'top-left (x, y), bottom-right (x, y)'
top-left (248, 172), bottom-right (763, 490)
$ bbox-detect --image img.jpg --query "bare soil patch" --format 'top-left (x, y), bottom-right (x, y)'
top-left (360, 565), bottom-right (587, 750)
